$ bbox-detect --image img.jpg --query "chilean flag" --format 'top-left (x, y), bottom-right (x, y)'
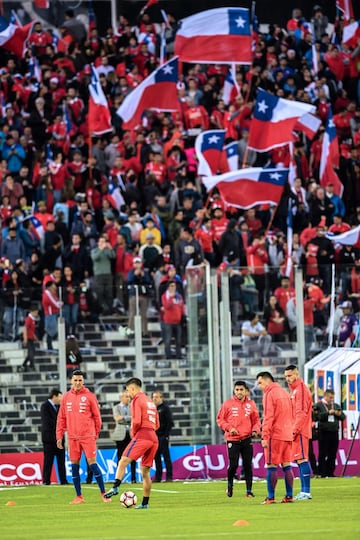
top-left (195, 130), bottom-right (226, 177)
top-left (342, 20), bottom-right (360, 47)
top-left (248, 89), bottom-right (316, 152)
top-left (222, 67), bottom-right (238, 105)
top-left (326, 225), bottom-right (360, 247)
top-left (320, 109), bottom-right (343, 197)
top-left (202, 167), bottom-right (288, 209)
top-left (224, 141), bottom-right (239, 171)
top-left (336, 0), bottom-right (354, 22)
top-left (294, 112), bottom-right (322, 140)
top-left (106, 179), bottom-right (125, 211)
top-left (0, 17), bottom-right (33, 58)
top-left (175, 8), bottom-right (252, 64)
top-left (88, 64), bottom-right (112, 135)
top-left (116, 57), bottom-right (178, 131)
top-left (27, 216), bottom-right (45, 241)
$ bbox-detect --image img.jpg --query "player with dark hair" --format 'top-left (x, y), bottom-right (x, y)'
top-left (284, 365), bottom-right (313, 500)
top-left (56, 370), bottom-right (109, 504)
top-left (256, 371), bottom-right (294, 504)
top-left (104, 377), bottom-right (159, 509)
top-left (217, 380), bottom-right (260, 498)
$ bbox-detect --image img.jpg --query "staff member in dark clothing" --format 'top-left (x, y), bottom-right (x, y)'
top-left (152, 390), bottom-right (174, 482)
top-left (314, 389), bottom-right (346, 477)
top-left (40, 389), bottom-right (67, 485)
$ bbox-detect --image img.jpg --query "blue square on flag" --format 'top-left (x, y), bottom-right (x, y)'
top-left (154, 58), bottom-right (178, 83)
top-left (259, 169), bottom-right (288, 186)
top-left (253, 90), bottom-right (277, 121)
top-left (228, 8), bottom-right (250, 35)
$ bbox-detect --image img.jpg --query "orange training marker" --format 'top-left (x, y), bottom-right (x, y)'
top-left (233, 520), bottom-right (249, 526)
top-left (5, 501), bottom-right (17, 506)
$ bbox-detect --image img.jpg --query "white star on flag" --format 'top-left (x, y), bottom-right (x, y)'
top-left (257, 100), bottom-right (269, 114)
top-left (208, 135), bottom-right (220, 144)
top-left (235, 16), bottom-right (245, 28)
top-left (328, 119), bottom-right (335, 129)
top-left (162, 64), bottom-right (173, 74)
top-left (270, 172), bottom-right (281, 181)
top-left (228, 148), bottom-right (234, 154)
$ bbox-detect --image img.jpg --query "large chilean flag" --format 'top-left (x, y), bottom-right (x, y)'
top-left (248, 89), bottom-right (316, 152)
top-left (202, 167), bottom-right (288, 209)
top-left (175, 8), bottom-right (252, 64)
top-left (116, 57), bottom-right (178, 130)
top-left (0, 17), bottom-right (33, 58)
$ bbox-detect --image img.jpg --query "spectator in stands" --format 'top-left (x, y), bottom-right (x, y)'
top-left (1, 226), bottom-right (25, 265)
top-left (161, 280), bottom-right (185, 359)
top-left (42, 281), bottom-right (62, 351)
top-left (18, 304), bottom-right (39, 373)
top-left (264, 295), bottom-right (287, 342)
top-left (2, 268), bottom-right (24, 341)
top-left (337, 300), bottom-right (358, 347)
top-left (61, 265), bottom-right (79, 335)
top-left (111, 390), bottom-right (137, 482)
top-left (126, 256), bottom-right (152, 337)
top-left (90, 235), bottom-right (115, 315)
top-left (246, 231), bottom-right (269, 311)
top-left (176, 226), bottom-right (203, 275)
top-left (152, 390), bottom-right (174, 483)
top-left (139, 232), bottom-right (162, 274)
top-left (65, 334), bottom-right (83, 376)
top-left (40, 389), bottom-right (67, 485)
top-left (62, 233), bottom-right (92, 282)
top-left (241, 312), bottom-right (272, 356)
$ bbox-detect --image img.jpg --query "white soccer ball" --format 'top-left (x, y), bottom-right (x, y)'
top-left (120, 491), bottom-right (138, 508)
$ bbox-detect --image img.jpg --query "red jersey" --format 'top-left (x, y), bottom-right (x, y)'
top-left (161, 290), bottom-right (185, 325)
top-left (211, 216), bottom-right (229, 242)
top-left (56, 386), bottom-right (102, 440)
top-left (25, 313), bottom-right (37, 341)
top-left (130, 392), bottom-right (159, 439)
top-left (184, 106), bottom-right (209, 130)
top-left (288, 378), bottom-right (312, 438)
top-left (217, 396), bottom-right (260, 442)
top-left (274, 286), bottom-right (296, 313)
top-left (42, 289), bottom-right (61, 315)
top-left (194, 227), bottom-right (214, 253)
top-left (261, 382), bottom-right (293, 442)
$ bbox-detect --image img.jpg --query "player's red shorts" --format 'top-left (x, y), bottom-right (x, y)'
top-left (68, 437), bottom-right (97, 462)
top-left (123, 438), bottom-right (159, 468)
top-left (292, 434), bottom-right (309, 461)
top-left (264, 438), bottom-right (292, 465)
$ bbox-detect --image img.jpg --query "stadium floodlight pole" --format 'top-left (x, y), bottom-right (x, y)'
top-left (295, 266), bottom-right (306, 377)
top-left (110, 0), bottom-right (118, 35)
top-left (57, 286), bottom-right (67, 394)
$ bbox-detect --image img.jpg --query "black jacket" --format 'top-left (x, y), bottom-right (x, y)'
top-left (156, 401), bottom-right (174, 438)
top-left (40, 400), bottom-right (59, 444)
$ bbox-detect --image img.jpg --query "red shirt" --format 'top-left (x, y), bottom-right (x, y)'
top-left (274, 286), bottom-right (296, 313)
top-left (56, 386), bottom-right (102, 440)
top-left (262, 382), bottom-right (293, 442)
top-left (130, 392), bottom-right (159, 439)
top-left (217, 396), bottom-right (260, 441)
top-left (288, 378), bottom-right (312, 438)
top-left (25, 313), bottom-right (37, 341)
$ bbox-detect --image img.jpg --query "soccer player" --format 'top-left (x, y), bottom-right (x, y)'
top-left (256, 371), bottom-right (294, 504)
top-left (56, 370), bottom-right (109, 504)
top-left (104, 377), bottom-right (159, 509)
top-left (217, 381), bottom-right (260, 498)
top-left (284, 365), bottom-right (313, 500)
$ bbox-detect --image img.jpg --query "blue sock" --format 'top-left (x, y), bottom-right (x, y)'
top-left (90, 463), bottom-right (105, 493)
top-left (266, 467), bottom-right (277, 499)
top-left (283, 465), bottom-right (294, 498)
top-left (299, 461), bottom-right (311, 493)
top-left (71, 463), bottom-right (81, 496)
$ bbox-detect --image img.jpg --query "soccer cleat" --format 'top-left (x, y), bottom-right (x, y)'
top-left (246, 492), bottom-right (255, 498)
top-left (101, 493), bottom-right (112, 503)
top-left (135, 504), bottom-right (149, 510)
top-left (103, 486), bottom-right (119, 499)
top-left (280, 496), bottom-right (293, 503)
top-left (226, 484), bottom-right (233, 497)
top-left (69, 495), bottom-right (85, 505)
top-left (294, 492), bottom-right (312, 500)
top-left (261, 497), bottom-right (276, 504)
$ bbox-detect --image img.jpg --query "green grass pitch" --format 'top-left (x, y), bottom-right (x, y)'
top-left (0, 477), bottom-right (359, 540)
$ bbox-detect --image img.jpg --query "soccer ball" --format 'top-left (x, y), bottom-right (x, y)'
top-left (120, 491), bottom-right (138, 508)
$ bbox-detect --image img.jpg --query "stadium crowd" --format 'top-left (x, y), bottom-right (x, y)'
top-left (0, 4), bottom-right (359, 354)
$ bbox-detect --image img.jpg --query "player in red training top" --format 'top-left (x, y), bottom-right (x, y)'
top-left (104, 377), bottom-right (159, 508)
top-left (256, 371), bottom-right (294, 504)
top-left (284, 365), bottom-right (313, 501)
top-left (56, 370), bottom-right (110, 505)
top-left (217, 380), bottom-right (260, 498)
